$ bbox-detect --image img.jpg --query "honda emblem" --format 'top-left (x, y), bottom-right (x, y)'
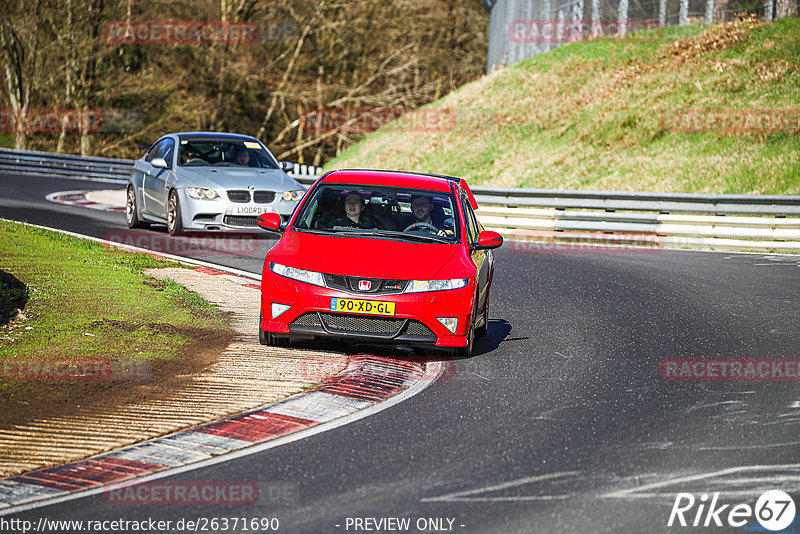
top-left (358, 280), bottom-right (372, 290)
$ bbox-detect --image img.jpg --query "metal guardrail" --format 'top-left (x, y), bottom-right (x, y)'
top-left (0, 147), bottom-right (322, 182)
top-left (0, 147), bottom-right (135, 181)
top-left (1, 147), bottom-right (798, 253)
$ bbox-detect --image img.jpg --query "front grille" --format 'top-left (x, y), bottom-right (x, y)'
top-left (291, 313), bottom-right (321, 327)
top-left (223, 215), bottom-right (258, 227)
top-left (405, 321), bottom-right (434, 336)
top-left (319, 313), bottom-right (404, 335)
top-left (227, 190), bottom-right (250, 203)
top-left (323, 274), bottom-right (407, 295)
top-left (253, 191), bottom-right (275, 203)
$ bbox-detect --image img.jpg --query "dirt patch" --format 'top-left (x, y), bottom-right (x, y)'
top-left (665, 15), bottom-right (760, 63)
top-left (0, 268), bottom-right (343, 478)
top-left (0, 321), bottom-right (233, 430)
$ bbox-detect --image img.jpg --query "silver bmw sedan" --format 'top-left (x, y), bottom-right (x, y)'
top-left (126, 132), bottom-right (306, 235)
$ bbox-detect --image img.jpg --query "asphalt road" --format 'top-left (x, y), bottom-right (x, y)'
top-left (3, 171), bottom-right (800, 533)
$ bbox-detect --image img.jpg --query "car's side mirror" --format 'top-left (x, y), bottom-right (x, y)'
top-left (151, 157), bottom-right (168, 169)
top-left (474, 230), bottom-right (503, 250)
top-left (280, 161), bottom-right (294, 172)
top-left (257, 212), bottom-right (283, 233)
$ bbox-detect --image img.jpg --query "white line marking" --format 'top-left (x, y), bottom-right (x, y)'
top-left (601, 464), bottom-right (800, 499)
top-left (421, 471), bottom-right (579, 503)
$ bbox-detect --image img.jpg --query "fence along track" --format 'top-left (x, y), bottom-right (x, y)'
top-left (2, 147), bottom-right (798, 253)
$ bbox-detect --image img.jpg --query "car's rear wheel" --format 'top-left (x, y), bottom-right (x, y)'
top-left (167, 190), bottom-right (183, 235)
top-left (126, 185), bottom-right (150, 229)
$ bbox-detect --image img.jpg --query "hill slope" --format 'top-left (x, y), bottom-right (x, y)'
top-left (324, 17), bottom-right (800, 194)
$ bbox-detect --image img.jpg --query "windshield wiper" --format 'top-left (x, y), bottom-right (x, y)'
top-left (297, 227), bottom-right (349, 235)
top-left (366, 230), bottom-right (450, 243)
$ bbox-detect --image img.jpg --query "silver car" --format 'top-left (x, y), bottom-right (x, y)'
top-left (125, 132), bottom-right (306, 234)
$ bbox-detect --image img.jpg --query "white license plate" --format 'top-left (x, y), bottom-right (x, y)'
top-left (232, 205), bottom-right (272, 216)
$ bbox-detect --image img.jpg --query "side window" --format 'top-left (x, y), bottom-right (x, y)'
top-left (461, 194), bottom-right (478, 243)
top-left (144, 140), bottom-right (164, 162)
top-left (465, 198), bottom-right (481, 233)
top-left (158, 138), bottom-right (175, 168)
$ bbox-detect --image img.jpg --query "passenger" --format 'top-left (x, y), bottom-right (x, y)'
top-left (328, 191), bottom-right (382, 229)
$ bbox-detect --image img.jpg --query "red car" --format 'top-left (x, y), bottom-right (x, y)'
top-left (256, 169), bottom-right (502, 356)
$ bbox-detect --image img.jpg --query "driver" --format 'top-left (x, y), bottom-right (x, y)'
top-left (409, 194), bottom-right (446, 236)
top-left (234, 148), bottom-right (252, 166)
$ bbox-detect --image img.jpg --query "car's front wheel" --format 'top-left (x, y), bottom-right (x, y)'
top-left (167, 190), bottom-right (183, 235)
top-left (259, 316), bottom-right (289, 347)
top-left (453, 303), bottom-right (476, 358)
top-left (126, 185), bottom-right (150, 229)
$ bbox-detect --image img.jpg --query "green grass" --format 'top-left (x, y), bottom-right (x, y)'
top-left (0, 220), bottom-right (227, 394)
top-left (324, 17), bottom-right (800, 194)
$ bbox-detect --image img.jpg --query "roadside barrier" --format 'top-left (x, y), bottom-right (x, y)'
top-left (2, 147), bottom-right (798, 252)
top-left (0, 147), bottom-right (321, 182)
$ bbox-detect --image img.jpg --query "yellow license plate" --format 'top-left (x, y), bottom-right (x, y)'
top-left (330, 298), bottom-right (395, 316)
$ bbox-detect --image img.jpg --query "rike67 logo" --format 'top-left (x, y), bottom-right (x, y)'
top-left (668, 490), bottom-right (796, 531)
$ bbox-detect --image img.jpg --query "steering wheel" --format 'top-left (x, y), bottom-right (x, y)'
top-left (403, 222), bottom-right (439, 233)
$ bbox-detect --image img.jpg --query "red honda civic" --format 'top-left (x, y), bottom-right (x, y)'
top-left (256, 169), bottom-right (503, 356)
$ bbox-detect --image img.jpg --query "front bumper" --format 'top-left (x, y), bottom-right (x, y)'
top-left (180, 192), bottom-right (298, 231)
top-left (260, 270), bottom-right (475, 349)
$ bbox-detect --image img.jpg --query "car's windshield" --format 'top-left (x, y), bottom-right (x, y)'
top-left (177, 139), bottom-right (279, 169)
top-left (293, 184), bottom-right (460, 243)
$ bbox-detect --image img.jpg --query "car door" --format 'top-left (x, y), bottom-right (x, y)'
top-left (134, 142), bottom-right (160, 216)
top-left (462, 192), bottom-right (491, 315)
top-left (143, 138), bottom-right (175, 218)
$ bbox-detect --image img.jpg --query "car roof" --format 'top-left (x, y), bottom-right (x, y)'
top-left (175, 132), bottom-right (261, 142)
top-left (319, 169), bottom-right (458, 194)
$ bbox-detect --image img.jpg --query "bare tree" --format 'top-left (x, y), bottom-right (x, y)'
top-left (0, 0), bottom-right (46, 150)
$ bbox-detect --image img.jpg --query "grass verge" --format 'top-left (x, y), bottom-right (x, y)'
top-left (324, 17), bottom-right (800, 194)
top-left (0, 220), bottom-right (230, 425)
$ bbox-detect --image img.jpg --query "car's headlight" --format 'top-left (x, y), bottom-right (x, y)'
top-left (403, 279), bottom-right (469, 293)
top-left (269, 262), bottom-right (325, 287)
top-left (186, 187), bottom-right (218, 199)
top-left (282, 189), bottom-right (305, 201)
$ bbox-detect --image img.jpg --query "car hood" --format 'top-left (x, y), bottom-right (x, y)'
top-left (178, 167), bottom-right (300, 191)
top-left (267, 230), bottom-right (473, 280)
